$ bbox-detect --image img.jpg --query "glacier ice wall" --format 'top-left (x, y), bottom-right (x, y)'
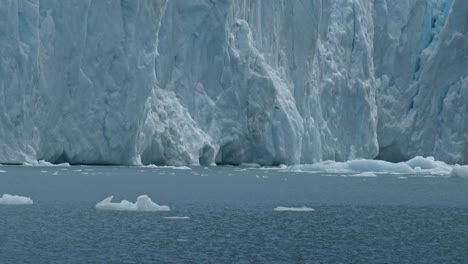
top-left (374, 0), bottom-right (467, 164)
top-left (0, 0), bottom-right (466, 165)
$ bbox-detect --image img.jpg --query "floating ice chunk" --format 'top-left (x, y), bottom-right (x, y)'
top-left (288, 157), bottom-right (456, 175)
top-left (163, 216), bottom-right (190, 219)
top-left (274, 206), bottom-right (315, 212)
top-left (347, 160), bottom-right (413, 173)
top-left (144, 164), bottom-right (191, 170)
top-left (352, 172), bottom-right (377, 177)
top-left (289, 159), bottom-right (413, 174)
top-left (96, 195), bottom-right (170, 212)
top-left (450, 166), bottom-right (468, 178)
top-left (405, 156), bottom-right (436, 169)
top-left (0, 170), bottom-right (5, 173)
top-left (0, 194), bottom-right (33, 205)
top-left (240, 163), bottom-right (261, 168)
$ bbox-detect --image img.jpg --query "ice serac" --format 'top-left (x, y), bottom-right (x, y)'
top-left (0, 0), bottom-right (465, 166)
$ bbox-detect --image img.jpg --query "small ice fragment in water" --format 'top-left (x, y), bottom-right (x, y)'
top-left (274, 206), bottom-right (314, 212)
top-left (240, 163), bottom-right (261, 168)
top-left (0, 170), bottom-right (5, 173)
top-left (353, 172), bottom-right (377, 177)
top-left (0, 194), bottom-right (33, 205)
top-left (450, 166), bottom-right (468, 178)
top-left (52, 171), bottom-right (59, 175)
top-left (164, 216), bottom-right (190, 219)
top-left (96, 195), bottom-right (170, 212)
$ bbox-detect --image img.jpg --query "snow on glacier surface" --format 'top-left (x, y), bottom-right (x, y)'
top-left (95, 195), bottom-right (170, 212)
top-left (0, 194), bottom-right (33, 205)
top-left (0, 0), bottom-right (466, 166)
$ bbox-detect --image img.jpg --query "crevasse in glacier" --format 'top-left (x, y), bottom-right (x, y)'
top-left (0, 0), bottom-right (466, 165)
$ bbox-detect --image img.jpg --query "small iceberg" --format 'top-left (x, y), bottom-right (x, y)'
top-left (274, 206), bottom-right (315, 212)
top-left (0, 170), bottom-right (6, 173)
top-left (0, 194), bottom-right (33, 205)
top-left (96, 195), bottom-right (170, 212)
top-left (287, 156), bottom-right (455, 176)
top-left (352, 172), bottom-right (377, 177)
top-left (163, 216), bottom-right (190, 219)
top-left (450, 166), bottom-right (468, 178)
top-left (144, 164), bottom-right (191, 170)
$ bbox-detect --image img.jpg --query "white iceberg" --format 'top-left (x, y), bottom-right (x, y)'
top-left (0, 194), bottom-right (33, 205)
top-left (352, 172), bottom-right (377, 177)
top-left (450, 166), bottom-right (468, 178)
top-left (163, 216), bottom-right (190, 219)
top-left (144, 165), bottom-right (192, 170)
top-left (95, 195), bottom-right (170, 212)
top-left (274, 206), bottom-right (315, 212)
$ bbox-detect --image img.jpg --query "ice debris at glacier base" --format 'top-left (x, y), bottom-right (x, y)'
top-left (274, 206), bottom-right (315, 212)
top-left (0, 194), bottom-right (33, 205)
top-left (96, 195), bottom-right (170, 212)
top-left (450, 166), bottom-right (468, 178)
top-left (143, 165), bottom-right (192, 170)
top-left (285, 156), bottom-right (461, 176)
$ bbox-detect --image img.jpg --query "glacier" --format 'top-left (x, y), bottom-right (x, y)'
top-left (0, 0), bottom-right (466, 166)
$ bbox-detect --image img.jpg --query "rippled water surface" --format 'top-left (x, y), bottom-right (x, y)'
top-left (1, 166), bottom-right (468, 263)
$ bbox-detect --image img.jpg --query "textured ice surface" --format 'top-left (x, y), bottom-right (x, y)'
top-left (95, 195), bottom-right (170, 212)
top-left (0, 194), bottom-right (33, 205)
top-left (0, 0), bottom-right (466, 166)
top-left (274, 206), bottom-right (315, 212)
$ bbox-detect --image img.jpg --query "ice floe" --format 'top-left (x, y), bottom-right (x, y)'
top-left (0, 194), bottom-right (33, 205)
top-left (286, 156), bottom-right (462, 176)
top-left (163, 216), bottom-right (190, 219)
top-left (274, 206), bottom-right (315, 212)
top-left (352, 172), bottom-right (377, 177)
top-left (450, 166), bottom-right (468, 178)
top-left (144, 164), bottom-right (191, 170)
top-left (96, 195), bottom-right (170, 212)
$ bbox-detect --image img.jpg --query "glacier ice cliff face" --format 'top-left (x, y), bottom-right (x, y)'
top-left (0, 0), bottom-right (466, 165)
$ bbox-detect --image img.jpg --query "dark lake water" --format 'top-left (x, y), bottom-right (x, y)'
top-left (1, 165), bottom-right (468, 263)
